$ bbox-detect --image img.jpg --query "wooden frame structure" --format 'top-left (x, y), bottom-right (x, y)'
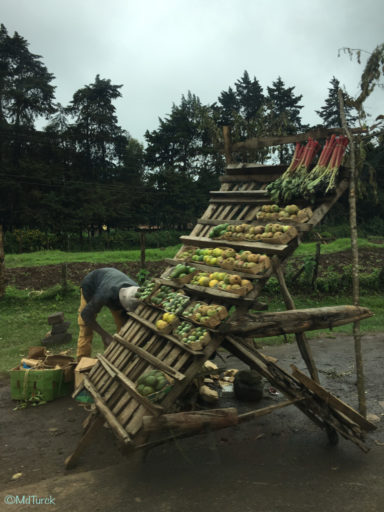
top-left (65, 136), bottom-right (375, 469)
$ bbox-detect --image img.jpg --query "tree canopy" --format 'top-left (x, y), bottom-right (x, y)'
top-left (0, 23), bottom-right (382, 250)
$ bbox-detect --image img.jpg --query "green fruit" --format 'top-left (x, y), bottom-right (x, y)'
top-left (144, 375), bottom-right (157, 387)
top-left (141, 386), bottom-right (154, 396)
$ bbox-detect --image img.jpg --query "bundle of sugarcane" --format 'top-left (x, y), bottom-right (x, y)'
top-left (301, 135), bottom-right (349, 198)
top-left (267, 138), bottom-right (320, 202)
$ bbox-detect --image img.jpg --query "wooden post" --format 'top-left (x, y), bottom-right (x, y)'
top-left (223, 126), bottom-right (233, 164)
top-left (64, 413), bottom-right (104, 469)
top-left (0, 224), bottom-right (5, 298)
top-left (271, 256), bottom-right (319, 383)
top-left (139, 230), bottom-right (146, 269)
top-left (338, 88), bottom-right (366, 417)
top-left (61, 263), bottom-right (68, 293)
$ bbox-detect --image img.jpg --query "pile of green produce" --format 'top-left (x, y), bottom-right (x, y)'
top-left (183, 302), bottom-right (228, 326)
top-left (266, 135), bottom-right (349, 202)
top-left (267, 138), bottom-right (320, 202)
top-left (174, 322), bottom-right (210, 347)
top-left (161, 292), bottom-right (190, 314)
top-left (136, 280), bottom-right (157, 300)
top-left (150, 285), bottom-right (175, 306)
top-left (208, 223), bottom-right (296, 243)
top-left (136, 369), bottom-right (170, 400)
top-left (208, 223), bottom-right (229, 239)
top-left (169, 264), bottom-right (196, 280)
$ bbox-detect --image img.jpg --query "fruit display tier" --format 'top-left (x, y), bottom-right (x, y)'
top-left (66, 162), bottom-right (374, 469)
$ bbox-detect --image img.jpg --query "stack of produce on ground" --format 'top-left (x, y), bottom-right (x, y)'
top-left (183, 301), bottom-right (228, 327)
top-left (165, 263), bottom-right (197, 283)
top-left (256, 204), bottom-right (312, 222)
top-left (136, 369), bottom-right (172, 402)
top-left (267, 135), bottom-right (349, 202)
top-left (190, 271), bottom-right (253, 296)
top-left (135, 280), bottom-right (158, 301)
top-left (155, 312), bottom-right (178, 333)
top-left (208, 223), bottom-right (297, 244)
top-left (173, 321), bottom-right (210, 350)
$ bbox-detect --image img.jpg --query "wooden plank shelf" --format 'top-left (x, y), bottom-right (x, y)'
top-left (225, 163), bottom-right (286, 175)
top-left (209, 197), bottom-right (271, 205)
top-left (83, 376), bottom-right (133, 444)
top-left (219, 174), bottom-right (282, 184)
top-left (210, 190), bottom-right (269, 198)
top-left (180, 235), bottom-right (289, 255)
top-left (96, 353), bottom-right (165, 416)
top-left (196, 217), bottom-right (313, 232)
top-left (113, 332), bottom-right (187, 382)
top-left (126, 312), bottom-right (205, 356)
top-left (163, 258), bottom-right (272, 281)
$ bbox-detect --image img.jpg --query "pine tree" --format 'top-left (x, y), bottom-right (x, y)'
top-left (266, 76), bottom-right (306, 163)
top-left (316, 76), bottom-right (358, 128)
top-left (235, 70), bottom-right (265, 121)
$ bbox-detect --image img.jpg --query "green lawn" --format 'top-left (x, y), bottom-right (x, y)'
top-left (5, 246), bottom-right (181, 268)
top-left (1, 240), bottom-right (383, 376)
top-left (0, 285), bottom-right (382, 376)
top-left (5, 238), bottom-right (384, 269)
top-left (295, 237), bottom-right (384, 256)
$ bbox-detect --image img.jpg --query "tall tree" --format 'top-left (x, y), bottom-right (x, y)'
top-left (66, 75), bottom-right (124, 180)
top-left (0, 24), bottom-right (56, 231)
top-left (145, 92), bottom-right (223, 227)
top-left (216, 71), bottom-right (268, 162)
top-left (266, 76), bottom-right (306, 163)
top-left (316, 77), bottom-right (357, 127)
top-left (235, 70), bottom-right (265, 121)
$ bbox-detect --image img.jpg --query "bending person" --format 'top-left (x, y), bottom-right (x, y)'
top-left (77, 267), bottom-right (139, 360)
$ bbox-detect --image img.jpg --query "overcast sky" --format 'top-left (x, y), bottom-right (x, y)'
top-left (1, 0), bottom-right (383, 143)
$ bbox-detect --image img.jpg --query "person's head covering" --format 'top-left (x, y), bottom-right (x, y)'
top-left (119, 286), bottom-right (140, 311)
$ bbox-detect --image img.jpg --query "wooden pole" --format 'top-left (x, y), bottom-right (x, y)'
top-left (338, 88), bottom-right (366, 417)
top-left (0, 224), bottom-right (5, 298)
top-left (271, 256), bottom-right (320, 383)
top-left (223, 126), bottom-right (233, 164)
top-left (139, 231), bottom-right (146, 269)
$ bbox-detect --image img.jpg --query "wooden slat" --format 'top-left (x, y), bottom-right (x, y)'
top-left (225, 163), bottom-right (286, 174)
top-left (96, 353), bottom-right (164, 415)
top-left (291, 366), bottom-right (377, 432)
top-left (308, 178), bottom-right (349, 228)
top-left (113, 333), bottom-right (186, 381)
top-left (83, 376), bottom-right (132, 444)
top-left (210, 190), bottom-right (268, 198)
top-left (209, 198), bottom-right (271, 205)
top-left (126, 312), bottom-right (204, 356)
top-left (219, 174), bottom-right (282, 183)
top-left (180, 235), bottom-right (288, 254)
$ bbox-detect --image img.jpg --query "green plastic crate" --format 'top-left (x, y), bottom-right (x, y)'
top-left (10, 367), bottom-right (73, 402)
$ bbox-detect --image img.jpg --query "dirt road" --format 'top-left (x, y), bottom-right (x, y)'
top-left (1, 333), bottom-right (384, 511)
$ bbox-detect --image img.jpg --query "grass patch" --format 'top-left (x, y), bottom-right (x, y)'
top-left (5, 246), bottom-right (181, 268)
top-left (1, 284), bottom-right (382, 375)
top-left (257, 292), bottom-right (384, 346)
top-left (0, 286), bottom-right (114, 377)
top-left (295, 238), bottom-right (384, 257)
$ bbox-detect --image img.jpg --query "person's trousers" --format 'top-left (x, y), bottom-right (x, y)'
top-left (77, 290), bottom-right (126, 359)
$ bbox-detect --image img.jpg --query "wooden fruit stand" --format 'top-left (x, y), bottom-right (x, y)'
top-left (65, 134), bottom-right (375, 469)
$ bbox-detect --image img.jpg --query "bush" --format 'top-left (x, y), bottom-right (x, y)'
top-left (4, 228), bottom-right (187, 254)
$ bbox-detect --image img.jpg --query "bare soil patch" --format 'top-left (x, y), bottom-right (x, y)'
top-left (4, 248), bottom-right (384, 291)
